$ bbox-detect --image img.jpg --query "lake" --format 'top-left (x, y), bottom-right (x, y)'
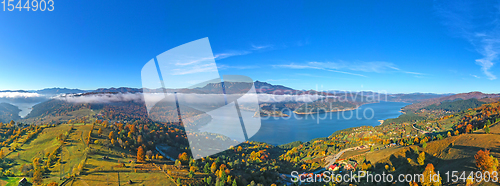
top-left (199, 101), bottom-right (411, 145)
top-left (249, 101), bottom-right (410, 145)
top-left (16, 102), bottom-right (41, 118)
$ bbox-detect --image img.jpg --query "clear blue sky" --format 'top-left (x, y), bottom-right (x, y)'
top-left (0, 0), bottom-right (499, 93)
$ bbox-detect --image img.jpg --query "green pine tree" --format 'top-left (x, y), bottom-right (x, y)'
top-left (207, 176), bottom-right (213, 185)
top-left (221, 171), bottom-right (227, 182)
top-left (204, 162), bottom-right (210, 173)
top-left (215, 157), bottom-right (221, 166)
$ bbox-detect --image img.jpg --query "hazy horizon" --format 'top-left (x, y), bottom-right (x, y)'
top-left (0, 84), bottom-right (494, 94)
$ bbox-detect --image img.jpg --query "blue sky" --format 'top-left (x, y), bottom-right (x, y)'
top-left (0, 0), bottom-right (499, 93)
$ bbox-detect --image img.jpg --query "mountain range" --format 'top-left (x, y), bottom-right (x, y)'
top-left (2, 80), bottom-right (498, 123)
top-left (1, 81), bottom-right (455, 97)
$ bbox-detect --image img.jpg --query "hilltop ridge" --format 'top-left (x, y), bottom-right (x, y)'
top-left (404, 91), bottom-right (500, 111)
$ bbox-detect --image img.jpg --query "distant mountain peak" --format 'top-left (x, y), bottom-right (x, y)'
top-left (253, 81), bottom-right (295, 93)
top-left (92, 87), bottom-right (143, 93)
top-left (36, 88), bottom-right (86, 94)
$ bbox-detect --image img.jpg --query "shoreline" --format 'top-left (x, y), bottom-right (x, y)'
top-left (254, 110), bottom-right (290, 118)
top-left (257, 101), bottom-right (412, 117)
top-left (293, 106), bottom-right (360, 115)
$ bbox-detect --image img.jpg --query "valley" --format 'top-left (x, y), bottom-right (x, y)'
top-left (0, 85), bottom-right (499, 186)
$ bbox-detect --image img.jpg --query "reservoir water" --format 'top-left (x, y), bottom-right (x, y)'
top-left (16, 102), bottom-right (40, 118)
top-left (250, 101), bottom-right (410, 145)
top-left (199, 101), bottom-right (410, 145)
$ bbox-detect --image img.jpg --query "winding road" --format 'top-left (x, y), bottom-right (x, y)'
top-left (323, 147), bottom-right (356, 169)
top-left (412, 124), bottom-right (429, 134)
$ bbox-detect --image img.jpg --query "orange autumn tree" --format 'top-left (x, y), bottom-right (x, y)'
top-left (211, 162), bottom-right (217, 173)
top-left (108, 131), bottom-right (114, 140)
top-left (129, 124), bottom-right (137, 133)
top-left (466, 124), bottom-right (473, 133)
top-left (417, 151), bottom-right (426, 166)
top-left (475, 149), bottom-right (498, 172)
top-left (421, 163), bottom-right (441, 186)
top-left (137, 146), bottom-right (145, 162)
top-left (179, 152), bottom-right (189, 164)
top-left (409, 182), bottom-right (419, 186)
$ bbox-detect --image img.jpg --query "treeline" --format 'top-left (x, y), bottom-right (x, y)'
top-left (25, 100), bottom-right (94, 119)
top-left (278, 141), bottom-right (303, 149)
top-left (423, 98), bottom-right (485, 112)
top-left (385, 112), bottom-right (427, 124)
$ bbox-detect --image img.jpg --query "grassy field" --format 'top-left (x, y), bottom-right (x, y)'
top-left (1, 124), bottom-right (88, 184)
top-left (0, 177), bottom-right (22, 186)
top-left (43, 124), bottom-right (92, 184)
top-left (21, 108), bottom-right (96, 124)
top-left (68, 124), bottom-right (176, 186)
top-left (1, 123), bottom-right (177, 186)
top-left (76, 168), bottom-right (175, 186)
top-left (5, 125), bottom-right (71, 174)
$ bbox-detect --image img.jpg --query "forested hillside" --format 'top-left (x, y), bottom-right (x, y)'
top-left (423, 98), bottom-right (485, 112)
top-left (404, 92), bottom-right (500, 111)
top-left (0, 102), bottom-right (20, 123)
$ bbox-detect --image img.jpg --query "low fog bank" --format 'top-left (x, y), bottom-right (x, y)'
top-left (55, 93), bottom-right (144, 104)
top-left (0, 92), bottom-right (49, 103)
top-left (1, 92), bottom-right (331, 118)
top-left (0, 92), bottom-right (50, 118)
top-left (54, 92), bottom-right (325, 105)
